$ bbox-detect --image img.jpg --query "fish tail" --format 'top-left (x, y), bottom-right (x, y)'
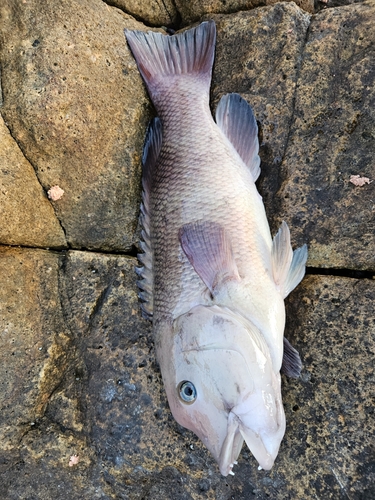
top-left (125, 21), bottom-right (216, 105)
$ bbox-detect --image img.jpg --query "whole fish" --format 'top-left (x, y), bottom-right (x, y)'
top-left (125, 21), bottom-right (307, 476)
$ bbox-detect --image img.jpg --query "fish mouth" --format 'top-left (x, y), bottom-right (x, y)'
top-left (219, 408), bottom-right (285, 476)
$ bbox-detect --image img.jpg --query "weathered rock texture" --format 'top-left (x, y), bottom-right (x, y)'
top-left (0, 0), bottom-right (153, 251)
top-left (210, 1), bottom-right (375, 271)
top-left (210, 3), bottom-right (311, 233)
top-left (0, 115), bottom-right (67, 248)
top-left (276, 1), bottom-right (375, 270)
top-left (0, 248), bottom-right (71, 450)
top-left (106, 0), bottom-right (179, 27)
top-left (1, 253), bottom-right (374, 499)
top-left (0, 0), bottom-right (374, 498)
top-left (175, 0), bottom-right (315, 24)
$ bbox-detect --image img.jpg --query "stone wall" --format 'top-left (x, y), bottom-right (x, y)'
top-left (0, 0), bottom-right (374, 498)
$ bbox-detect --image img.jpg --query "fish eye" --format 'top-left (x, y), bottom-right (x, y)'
top-left (178, 381), bottom-right (197, 404)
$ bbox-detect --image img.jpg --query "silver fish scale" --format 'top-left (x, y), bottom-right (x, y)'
top-left (149, 79), bottom-right (273, 324)
top-left (125, 22), bottom-right (307, 474)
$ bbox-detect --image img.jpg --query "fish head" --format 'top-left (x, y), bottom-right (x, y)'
top-left (158, 305), bottom-right (285, 475)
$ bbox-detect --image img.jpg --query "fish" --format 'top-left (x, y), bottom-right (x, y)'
top-left (125, 21), bottom-right (307, 476)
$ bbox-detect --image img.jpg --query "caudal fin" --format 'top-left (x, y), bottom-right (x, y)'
top-left (125, 21), bottom-right (216, 104)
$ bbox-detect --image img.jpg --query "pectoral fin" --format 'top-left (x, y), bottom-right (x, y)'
top-left (281, 337), bottom-right (302, 378)
top-left (179, 221), bottom-right (240, 294)
top-left (272, 221), bottom-right (308, 298)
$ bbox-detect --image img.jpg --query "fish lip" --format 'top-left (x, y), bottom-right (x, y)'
top-left (239, 425), bottom-right (276, 470)
top-left (218, 411), bottom-right (243, 476)
top-left (219, 408), bottom-right (282, 475)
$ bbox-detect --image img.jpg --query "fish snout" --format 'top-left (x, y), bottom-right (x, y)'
top-left (218, 389), bottom-right (286, 473)
top-left (235, 390), bottom-right (286, 470)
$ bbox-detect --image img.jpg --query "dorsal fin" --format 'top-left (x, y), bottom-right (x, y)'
top-left (136, 118), bottom-right (162, 319)
top-left (179, 221), bottom-right (240, 295)
top-left (215, 93), bottom-right (261, 182)
top-left (272, 221), bottom-right (308, 298)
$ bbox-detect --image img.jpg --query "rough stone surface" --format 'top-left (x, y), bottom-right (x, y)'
top-left (0, 247), bottom-right (71, 450)
top-left (316, 0), bottom-right (365, 11)
top-left (0, 0), bottom-right (374, 498)
top-left (175, 0), bottom-right (315, 24)
top-left (0, 115), bottom-right (67, 248)
top-left (276, 1), bottom-right (375, 270)
top-left (1, 250), bottom-right (374, 498)
top-left (106, 0), bottom-right (179, 27)
top-left (0, 0), bottom-right (153, 251)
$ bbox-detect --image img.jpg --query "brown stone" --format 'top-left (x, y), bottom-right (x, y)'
top-left (0, 0), bottom-right (154, 252)
top-left (0, 114), bottom-right (67, 248)
top-left (107, 0), bottom-right (179, 27)
top-left (0, 247), bottom-right (71, 450)
top-left (175, 0), bottom-right (315, 24)
top-left (0, 1), bottom-right (374, 498)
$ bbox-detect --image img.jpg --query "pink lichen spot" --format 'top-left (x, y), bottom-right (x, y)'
top-left (48, 185), bottom-right (65, 201)
top-left (349, 175), bottom-right (372, 187)
top-left (68, 454), bottom-right (79, 467)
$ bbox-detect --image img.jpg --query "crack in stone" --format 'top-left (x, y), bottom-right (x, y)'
top-left (0, 65), bottom-right (3, 108)
top-left (0, 113), bottom-right (69, 247)
top-left (101, 0), bottom-right (171, 29)
top-left (0, 242), bottom-right (139, 258)
top-left (0, 243), bottom-right (373, 279)
top-left (278, 13), bottom-right (313, 175)
top-left (159, 0), bottom-right (179, 27)
top-left (88, 278), bottom-right (116, 330)
top-left (306, 267), bottom-right (375, 280)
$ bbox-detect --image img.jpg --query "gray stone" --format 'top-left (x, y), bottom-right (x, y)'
top-left (1, 249), bottom-right (373, 498)
top-left (276, 2), bottom-right (375, 270)
top-left (210, 4), bottom-right (311, 236)
top-left (210, 2), bottom-right (375, 271)
top-left (316, 0), bottom-right (366, 11)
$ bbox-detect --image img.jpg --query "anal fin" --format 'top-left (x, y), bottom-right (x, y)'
top-left (272, 221), bottom-right (308, 298)
top-left (281, 337), bottom-right (302, 378)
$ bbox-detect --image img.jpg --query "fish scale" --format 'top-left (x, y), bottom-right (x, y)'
top-left (153, 94), bottom-right (266, 289)
top-left (151, 140), bottom-right (272, 320)
top-left (125, 21), bottom-right (307, 476)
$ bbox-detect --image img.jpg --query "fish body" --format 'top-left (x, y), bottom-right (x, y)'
top-left (125, 21), bottom-right (307, 476)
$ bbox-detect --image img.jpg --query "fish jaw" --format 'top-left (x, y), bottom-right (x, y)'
top-left (218, 374), bottom-right (286, 475)
top-left (236, 378), bottom-right (286, 470)
top-left (218, 410), bottom-right (244, 476)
